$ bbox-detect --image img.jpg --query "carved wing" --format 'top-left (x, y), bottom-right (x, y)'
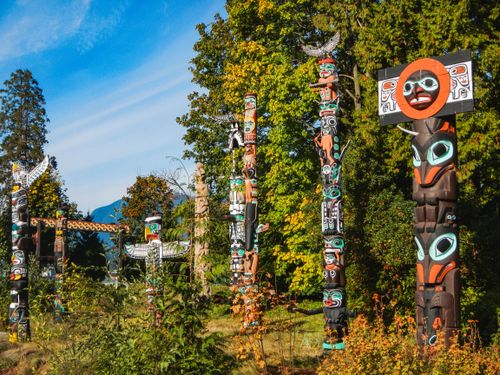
top-left (160, 241), bottom-right (190, 258)
top-left (124, 243), bottom-right (149, 259)
top-left (211, 114), bottom-right (237, 124)
top-left (228, 129), bottom-right (244, 150)
top-left (322, 32), bottom-right (340, 54)
top-left (27, 156), bottom-right (50, 187)
top-left (124, 241), bottom-right (190, 260)
top-left (302, 44), bottom-right (323, 57)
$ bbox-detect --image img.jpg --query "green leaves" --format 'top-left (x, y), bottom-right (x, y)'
top-left (181, 0), bottom-right (499, 338)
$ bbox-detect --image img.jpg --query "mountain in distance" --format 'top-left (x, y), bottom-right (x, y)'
top-left (91, 199), bottom-right (124, 224)
top-left (90, 199), bottom-right (125, 247)
top-left (90, 193), bottom-right (189, 247)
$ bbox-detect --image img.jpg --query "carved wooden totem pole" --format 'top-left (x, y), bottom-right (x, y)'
top-left (304, 33), bottom-right (350, 350)
top-left (227, 114), bottom-right (245, 286)
top-left (378, 50), bottom-right (473, 346)
top-left (125, 214), bottom-right (189, 325)
top-left (194, 162), bottom-right (210, 296)
top-left (242, 93), bottom-right (260, 292)
top-left (223, 93), bottom-right (266, 328)
top-left (10, 155), bottom-right (49, 342)
top-left (53, 204), bottom-right (68, 319)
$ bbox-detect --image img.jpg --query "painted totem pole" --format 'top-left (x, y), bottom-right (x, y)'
top-left (223, 94), bottom-right (266, 327)
top-left (32, 216), bottom-right (129, 286)
top-left (378, 50), bottom-right (473, 346)
top-left (53, 204), bottom-right (68, 320)
top-left (290, 33), bottom-right (350, 351)
top-left (10, 155), bottom-right (50, 342)
top-left (227, 114), bottom-right (245, 285)
top-left (125, 215), bottom-right (190, 324)
top-left (242, 93), bottom-right (260, 289)
top-left (194, 162), bottom-right (210, 296)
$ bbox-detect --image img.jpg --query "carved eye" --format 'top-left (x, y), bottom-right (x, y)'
top-left (429, 233), bottom-right (457, 261)
top-left (427, 140), bottom-right (453, 165)
top-left (415, 236), bottom-right (424, 261)
top-left (331, 237), bottom-right (344, 248)
top-left (403, 81), bottom-right (415, 96)
top-left (418, 77), bottom-right (439, 91)
top-left (412, 145), bottom-right (421, 167)
top-left (324, 116), bottom-right (337, 127)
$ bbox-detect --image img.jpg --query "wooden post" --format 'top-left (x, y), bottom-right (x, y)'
top-left (194, 162), bottom-right (210, 296)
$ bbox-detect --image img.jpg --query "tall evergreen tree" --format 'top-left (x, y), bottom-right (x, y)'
top-left (0, 69), bottom-right (50, 261)
top-left (0, 69), bottom-right (48, 172)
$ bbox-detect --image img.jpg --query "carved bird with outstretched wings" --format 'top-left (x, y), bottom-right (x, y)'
top-left (302, 32), bottom-right (340, 58)
top-left (210, 114), bottom-right (237, 124)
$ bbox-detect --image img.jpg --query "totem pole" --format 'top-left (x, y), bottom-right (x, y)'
top-left (10, 155), bottom-right (50, 342)
top-left (32, 216), bottom-right (129, 285)
top-left (242, 93), bottom-right (260, 290)
top-left (53, 204), bottom-right (68, 320)
top-left (125, 214), bottom-right (190, 324)
top-left (378, 50), bottom-right (473, 346)
top-left (194, 162), bottom-right (210, 295)
top-left (226, 114), bottom-right (245, 285)
top-left (290, 33), bottom-right (350, 351)
top-left (222, 94), bottom-right (266, 327)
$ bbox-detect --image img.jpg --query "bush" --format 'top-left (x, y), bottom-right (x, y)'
top-left (318, 315), bottom-right (500, 375)
top-left (33, 263), bottom-right (232, 374)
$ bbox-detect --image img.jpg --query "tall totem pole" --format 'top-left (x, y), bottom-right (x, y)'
top-left (242, 93), bottom-right (260, 291)
top-left (10, 155), bottom-right (50, 342)
top-left (378, 50), bottom-right (473, 346)
top-left (290, 33), bottom-right (350, 351)
top-left (224, 93), bottom-right (265, 327)
top-left (53, 204), bottom-right (68, 320)
top-left (227, 114), bottom-right (245, 285)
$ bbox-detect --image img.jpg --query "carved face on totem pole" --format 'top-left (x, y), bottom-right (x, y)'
top-left (403, 70), bottom-right (440, 110)
top-left (415, 227), bottom-right (458, 285)
top-left (323, 289), bottom-right (348, 330)
top-left (145, 215), bottom-right (161, 242)
top-left (378, 51), bottom-right (473, 125)
top-left (319, 58), bottom-right (338, 82)
top-left (412, 127), bottom-right (456, 187)
top-left (378, 51), bottom-right (474, 347)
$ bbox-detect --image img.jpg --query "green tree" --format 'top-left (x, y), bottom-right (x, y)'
top-left (0, 69), bottom-right (50, 261)
top-left (178, 0), bottom-right (321, 293)
top-left (121, 174), bottom-right (175, 243)
top-left (68, 213), bottom-right (107, 280)
top-left (181, 0), bottom-right (499, 338)
top-left (0, 69), bottom-right (48, 173)
top-left (314, 0), bottom-right (499, 331)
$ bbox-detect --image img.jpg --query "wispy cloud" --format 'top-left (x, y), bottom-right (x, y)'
top-left (76, 0), bottom-right (131, 52)
top-left (0, 0), bottom-right (90, 61)
top-left (45, 34), bottom-right (197, 209)
top-left (0, 0), bottom-right (132, 61)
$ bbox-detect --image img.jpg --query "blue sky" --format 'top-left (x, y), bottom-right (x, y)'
top-left (0, 0), bottom-right (225, 212)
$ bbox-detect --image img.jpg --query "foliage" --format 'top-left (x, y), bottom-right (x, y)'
top-left (318, 315), bottom-right (500, 375)
top-left (32, 263), bottom-right (231, 374)
top-left (0, 69), bottom-right (48, 173)
top-left (180, 0), bottom-right (500, 340)
top-left (121, 174), bottom-right (174, 243)
top-left (68, 213), bottom-right (107, 280)
top-left (0, 69), bottom-right (51, 261)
